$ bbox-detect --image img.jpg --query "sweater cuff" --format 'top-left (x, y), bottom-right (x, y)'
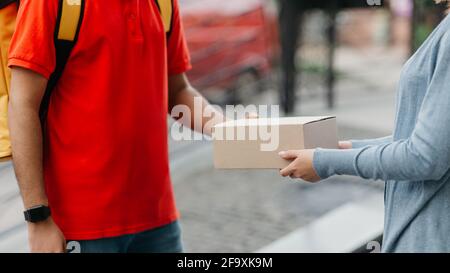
top-left (313, 148), bottom-right (360, 179)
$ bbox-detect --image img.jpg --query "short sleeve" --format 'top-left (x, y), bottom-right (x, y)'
top-left (8, 0), bottom-right (58, 79)
top-left (166, 0), bottom-right (191, 76)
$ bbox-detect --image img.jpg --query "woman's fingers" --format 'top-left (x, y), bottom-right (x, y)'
top-left (279, 151), bottom-right (301, 177)
top-left (338, 141), bottom-right (352, 149)
top-left (278, 150), bottom-right (300, 160)
top-left (280, 164), bottom-right (295, 177)
top-left (279, 149), bottom-right (321, 182)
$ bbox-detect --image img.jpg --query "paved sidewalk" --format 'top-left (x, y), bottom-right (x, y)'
top-left (0, 162), bottom-right (27, 252)
top-left (173, 125), bottom-right (385, 253)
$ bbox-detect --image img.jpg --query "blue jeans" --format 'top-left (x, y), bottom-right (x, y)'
top-left (67, 221), bottom-right (183, 253)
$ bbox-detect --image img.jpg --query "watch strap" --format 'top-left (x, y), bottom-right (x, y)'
top-left (24, 205), bottom-right (51, 223)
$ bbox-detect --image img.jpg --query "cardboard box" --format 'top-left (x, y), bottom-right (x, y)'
top-left (212, 116), bottom-right (338, 169)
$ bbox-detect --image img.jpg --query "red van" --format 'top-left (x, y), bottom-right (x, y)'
top-left (180, 0), bottom-right (278, 103)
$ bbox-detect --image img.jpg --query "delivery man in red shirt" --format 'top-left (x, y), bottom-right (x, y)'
top-left (8, 0), bottom-right (226, 253)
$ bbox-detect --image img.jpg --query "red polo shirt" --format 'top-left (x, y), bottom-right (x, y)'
top-left (9, 0), bottom-right (191, 240)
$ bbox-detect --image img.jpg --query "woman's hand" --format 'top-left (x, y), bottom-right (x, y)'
top-left (338, 141), bottom-right (352, 149)
top-left (279, 149), bottom-right (321, 183)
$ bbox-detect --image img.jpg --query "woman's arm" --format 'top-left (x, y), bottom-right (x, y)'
top-left (349, 136), bottom-right (393, 149)
top-left (314, 34), bottom-right (450, 182)
top-left (281, 32), bottom-right (450, 182)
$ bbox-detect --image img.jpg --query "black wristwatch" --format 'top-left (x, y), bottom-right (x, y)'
top-left (24, 205), bottom-right (51, 223)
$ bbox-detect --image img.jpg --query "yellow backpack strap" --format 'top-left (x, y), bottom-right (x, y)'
top-left (40, 0), bottom-right (85, 124)
top-left (155, 0), bottom-right (173, 34)
top-left (57, 0), bottom-right (84, 41)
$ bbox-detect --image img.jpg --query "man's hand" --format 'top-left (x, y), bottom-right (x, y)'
top-left (168, 73), bottom-right (226, 136)
top-left (279, 149), bottom-right (321, 182)
top-left (245, 112), bottom-right (259, 119)
top-left (28, 217), bottom-right (66, 253)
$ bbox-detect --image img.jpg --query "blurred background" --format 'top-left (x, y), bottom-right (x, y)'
top-left (0, 0), bottom-right (448, 252)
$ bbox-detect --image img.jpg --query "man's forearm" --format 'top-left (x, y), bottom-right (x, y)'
top-left (9, 105), bottom-right (47, 208)
top-left (8, 68), bottom-right (48, 209)
top-left (169, 86), bottom-right (225, 136)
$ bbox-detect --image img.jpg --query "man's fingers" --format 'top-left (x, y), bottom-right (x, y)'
top-left (245, 112), bottom-right (258, 119)
top-left (278, 150), bottom-right (300, 160)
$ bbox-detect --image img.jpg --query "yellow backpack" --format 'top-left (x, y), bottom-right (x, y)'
top-left (0, 0), bottom-right (173, 160)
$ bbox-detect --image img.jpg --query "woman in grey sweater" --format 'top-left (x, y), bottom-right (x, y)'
top-left (279, 3), bottom-right (450, 252)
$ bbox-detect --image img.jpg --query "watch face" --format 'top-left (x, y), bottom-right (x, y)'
top-left (24, 205), bottom-right (51, 223)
